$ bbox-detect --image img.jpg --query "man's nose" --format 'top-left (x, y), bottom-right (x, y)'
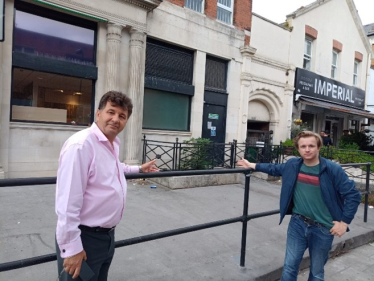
top-left (112, 114), bottom-right (119, 122)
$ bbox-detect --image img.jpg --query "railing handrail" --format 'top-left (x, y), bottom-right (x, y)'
top-left (0, 164), bottom-right (370, 274)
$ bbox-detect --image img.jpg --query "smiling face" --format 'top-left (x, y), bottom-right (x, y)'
top-left (96, 101), bottom-right (128, 143)
top-left (297, 136), bottom-right (321, 166)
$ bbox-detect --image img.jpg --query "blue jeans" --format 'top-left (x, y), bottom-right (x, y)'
top-left (281, 214), bottom-right (334, 281)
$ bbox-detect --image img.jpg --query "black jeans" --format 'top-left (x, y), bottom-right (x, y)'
top-left (56, 229), bottom-right (115, 281)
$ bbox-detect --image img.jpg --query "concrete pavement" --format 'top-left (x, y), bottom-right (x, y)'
top-left (0, 175), bottom-right (373, 281)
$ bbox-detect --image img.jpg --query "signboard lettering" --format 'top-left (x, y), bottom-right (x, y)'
top-left (294, 68), bottom-right (365, 109)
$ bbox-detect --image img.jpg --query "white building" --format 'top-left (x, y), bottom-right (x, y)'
top-left (250, 0), bottom-right (374, 146)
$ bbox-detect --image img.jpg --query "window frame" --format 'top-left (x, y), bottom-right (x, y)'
top-left (217, 0), bottom-right (233, 25)
top-left (11, 1), bottom-right (97, 126)
top-left (303, 38), bottom-right (312, 71)
top-left (331, 50), bottom-right (338, 79)
top-left (353, 60), bottom-right (359, 86)
top-left (184, 0), bottom-right (204, 13)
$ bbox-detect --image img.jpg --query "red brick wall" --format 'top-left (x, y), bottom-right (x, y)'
top-left (305, 25), bottom-right (318, 39)
top-left (333, 39), bottom-right (343, 52)
top-left (233, 0), bottom-right (252, 31)
top-left (167, 0), bottom-right (184, 7)
top-left (355, 51), bottom-right (363, 62)
top-left (205, 0), bottom-right (217, 19)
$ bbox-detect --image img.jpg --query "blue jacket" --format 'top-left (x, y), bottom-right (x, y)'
top-left (255, 157), bottom-right (361, 226)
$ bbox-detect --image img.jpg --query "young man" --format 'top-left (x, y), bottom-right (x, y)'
top-left (237, 131), bottom-right (361, 281)
top-left (56, 91), bottom-right (159, 281)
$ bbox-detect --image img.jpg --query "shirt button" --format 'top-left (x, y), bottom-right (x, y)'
top-left (62, 249), bottom-right (66, 253)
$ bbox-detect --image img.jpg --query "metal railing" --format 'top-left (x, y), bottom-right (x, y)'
top-left (0, 164), bottom-right (371, 274)
top-left (142, 136), bottom-right (374, 184)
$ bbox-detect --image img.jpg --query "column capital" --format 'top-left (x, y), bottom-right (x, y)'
top-left (240, 46), bottom-right (257, 57)
top-left (107, 23), bottom-right (124, 42)
top-left (129, 28), bottom-right (146, 47)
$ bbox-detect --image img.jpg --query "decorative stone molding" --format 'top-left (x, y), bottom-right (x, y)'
top-left (240, 46), bottom-right (257, 57)
top-left (46, 0), bottom-right (147, 31)
top-left (113, 0), bottom-right (162, 11)
top-left (249, 88), bottom-right (283, 106)
top-left (252, 55), bottom-right (290, 72)
top-left (250, 75), bottom-right (290, 90)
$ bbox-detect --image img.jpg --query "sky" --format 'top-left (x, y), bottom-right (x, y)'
top-left (252, 0), bottom-right (374, 26)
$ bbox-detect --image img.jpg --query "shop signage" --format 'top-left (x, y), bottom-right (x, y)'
top-left (0, 0), bottom-right (4, 42)
top-left (294, 68), bottom-right (365, 109)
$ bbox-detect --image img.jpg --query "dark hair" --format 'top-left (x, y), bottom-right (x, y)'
top-left (294, 131), bottom-right (322, 149)
top-left (98, 91), bottom-right (133, 117)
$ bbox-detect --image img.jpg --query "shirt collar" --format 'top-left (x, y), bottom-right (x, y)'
top-left (91, 122), bottom-right (121, 146)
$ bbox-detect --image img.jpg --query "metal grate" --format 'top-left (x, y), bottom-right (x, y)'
top-left (205, 56), bottom-right (227, 91)
top-left (145, 41), bottom-right (194, 84)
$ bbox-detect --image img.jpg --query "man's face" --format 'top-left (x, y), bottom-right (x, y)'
top-left (96, 101), bottom-right (128, 143)
top-left (297, 136), bottom-right (320, 163)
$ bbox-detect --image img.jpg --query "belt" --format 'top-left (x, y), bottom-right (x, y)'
top-left (79, 225), bottom-right (116, 233)
top-left (294, 214), bottom-right (325, 228)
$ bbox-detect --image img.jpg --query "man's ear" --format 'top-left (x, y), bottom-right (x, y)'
top-left (96, 109), bottom-right (100, 119)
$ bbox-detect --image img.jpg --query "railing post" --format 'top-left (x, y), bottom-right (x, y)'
top-left (174, 138), bottom-right (179, 171)
top-left (364, 162), bottom-right (371, 223)
top-left (240, 170), bottom-right (251, 267)
top-left (142, 135), bottom-right (146, 163)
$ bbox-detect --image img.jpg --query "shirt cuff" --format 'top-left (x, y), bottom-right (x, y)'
top-left (58, 237), bottom-right (83, 259)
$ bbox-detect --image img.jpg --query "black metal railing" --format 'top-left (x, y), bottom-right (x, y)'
top-left (142, 136), bottom-right (374, 184)
top-left (0, 164), bottom-right (371, 275)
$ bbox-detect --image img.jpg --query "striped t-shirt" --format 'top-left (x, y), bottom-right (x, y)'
top-left (292, 163), bottom-right (334, 229)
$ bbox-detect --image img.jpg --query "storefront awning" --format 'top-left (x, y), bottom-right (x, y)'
top-left (298, 96), bottom-right (374, 119)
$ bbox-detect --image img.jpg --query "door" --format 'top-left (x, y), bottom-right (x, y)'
top-left (201, 103), bottom-right (227, 167)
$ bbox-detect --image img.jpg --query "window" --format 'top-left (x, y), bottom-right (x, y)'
top-left (303, 39), bottom-right (312, 70)
top-left (353, 60), bottom-right (359, 86)
top-left (217, 0), bottom-right (233, 25)
top-left (143, 39), bottom-right (194, 131)
top-left (12, 68), bottom-right (93, 125)
top-left (11, 1), bottom-right (97, 125)
top-left (143, 89), bottom-right (190, 130)
top-left (331, 50), bottom-right (338, 79)
top-left (185, 0), bottom-right (203, 13)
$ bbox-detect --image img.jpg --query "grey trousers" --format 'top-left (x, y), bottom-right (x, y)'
top-left (56, 229), bottom-right (115, 281)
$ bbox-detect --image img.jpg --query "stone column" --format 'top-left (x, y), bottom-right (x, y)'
top-left (105, 23), bottom-right (123, 92)
top-left (123, 28), bottom-right (146, 165)
top-left (238, 46), bottom-right (257, 143)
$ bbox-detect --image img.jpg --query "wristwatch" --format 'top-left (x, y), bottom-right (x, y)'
top-left (139, 165), bottom-right (143, 173)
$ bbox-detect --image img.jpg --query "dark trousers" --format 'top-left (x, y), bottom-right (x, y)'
top-left (56, 229), bottom-right (115, 281)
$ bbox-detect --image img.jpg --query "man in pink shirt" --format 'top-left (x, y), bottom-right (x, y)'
top-left (56, 91), bottom-right (158, 280)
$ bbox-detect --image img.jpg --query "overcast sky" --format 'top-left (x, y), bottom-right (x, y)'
top-left (252, 0), bottom-right (374, 26)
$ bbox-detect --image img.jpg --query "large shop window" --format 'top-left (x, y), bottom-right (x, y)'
top-left (12, 68), bottom-right (93, 125)
top-left (11, 1), bottom-right (97, 125)
top-left (143, 39), bottom-right (194, 131)
top-left (143, 89), bottom-right (190, 131)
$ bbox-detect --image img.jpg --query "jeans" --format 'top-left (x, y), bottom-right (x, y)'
top-left (281, 214), bottom-right (334, 281)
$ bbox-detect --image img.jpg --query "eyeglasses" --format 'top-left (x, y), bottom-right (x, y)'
top-left (56, 269), bottom-right (64, 281)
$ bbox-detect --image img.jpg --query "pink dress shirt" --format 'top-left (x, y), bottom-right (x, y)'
top-left (55, 122), bottom-right (139, 258)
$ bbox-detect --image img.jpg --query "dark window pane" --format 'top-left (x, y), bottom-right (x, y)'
top-left (14, 10), bottom-right (95, 65)
top-left (145, 40), bottom-right (194, 85)
top-left (12, 68), bottom-right (92, 125)
top-left (205, 56), bottom-right (227, 91)
top-left (143, 88), bottom-right (189, 131)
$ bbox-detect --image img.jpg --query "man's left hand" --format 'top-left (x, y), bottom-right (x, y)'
top-left (330, 221), bottom-right (348, 237)
top-left (141, 159), bottom-right (159, 173)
